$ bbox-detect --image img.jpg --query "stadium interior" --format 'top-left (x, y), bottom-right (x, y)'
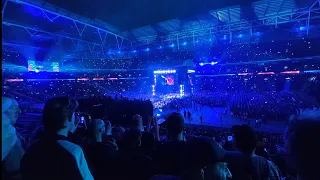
top-left (2, 0), bottom-right (320, 179)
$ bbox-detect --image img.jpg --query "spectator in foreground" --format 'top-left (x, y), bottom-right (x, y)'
top-left (151, 137), bottom-right (232, 180)
top-left (3, 97), bottom-right (21, 126)
top-left (103, 120), bottom-right (112, 136)
top-left (183, 136), bottom-right (232, 180)
top-left (132, 114), bottom-right (159, 154)
top-left (102, 120), bottom-right (118, 147)
top-left (112, 126), bottom-right (126, 141)
top-left (284, 110), bottom-right (320, 180)
top-left (132, 114), bottom-right (145, 131)
top-left (224, 125), bottom-right (282, 180)
top-left (85, 119), bottom-right (118, 180)
top-left (116, 128), bottom-right (153, 180)
top-left (154, 112), bottom-right (187, 176)
top-left (255, 134), bottom-right (270, 160)
top-left (2, 97), bottom-right (18, 160)
top-left (20, 97), bottom-right (94, 180)
top-left (2, 97), bottom-right (24, 180)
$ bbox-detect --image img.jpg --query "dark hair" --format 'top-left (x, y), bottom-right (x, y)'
top-left (131, 114), bottom-right (143, 127)
top-left (90, 104), bottom-right (107, 120)
top-left (123, 128), bottom-right (142, 148)
top-left (141, 132), bottom-right (155, 149)
top-left (285, 111), bottom-right (320, 178)
top-left (184, 136), bottom-right (225, 169)
top-left (165, 112), bottom-right (185, 136)
top-left (233, 125), bottom-right (257, 154)
top-left (42, 97), bottom-right (78, 133)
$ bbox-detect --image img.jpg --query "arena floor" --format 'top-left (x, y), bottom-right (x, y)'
top-left (162, 106), bottom-right (287, 134)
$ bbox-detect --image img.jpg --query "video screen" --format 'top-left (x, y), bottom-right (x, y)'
top-left (164, 75), bottom-right (174, 85)
top-left (155, 74), bottom-right (179, 94)
top-left (28, 60), bottom-right (59, 72)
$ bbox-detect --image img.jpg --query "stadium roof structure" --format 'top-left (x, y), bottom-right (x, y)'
top-left (131, 0), bottom-right (320, 47)
top-left (2, 0), bottom-right (320, 59)
top-left (2, 0), bottom-right (131, 56)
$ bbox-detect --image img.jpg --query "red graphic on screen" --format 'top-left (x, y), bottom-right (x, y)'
top-left (165, 76), bottom-right (174, 85)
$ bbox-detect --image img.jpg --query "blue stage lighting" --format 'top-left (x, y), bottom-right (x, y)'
top-left (209, 38), bottom-right (212, 41)
top-left (196, 40), bottom-right (199, 43)
top-left (133, 50), bottom-right (137, 53)
top-left (299, 26), bottom-right (307, 31)
top-left (170, 43), bottom-right (175, 48)
top-left (146, 48), bottom-right (150, 51)
top-left (159, 46), bottom-right (162, 49)
top-left (199, 63), bottom-right (204, 66)
top-left (182, 42), bottom-right (187, 46)
top-left (223, 35), bottom-right (227, 40)
top-left (238, 34), bottom-right (243, 38)
top-left (117, 51), bottom-right (121, 54)
top-left (255, 32), bottom-right (261, 36)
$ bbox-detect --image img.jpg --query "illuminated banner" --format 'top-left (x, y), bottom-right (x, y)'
top-left (154, 70), bottom-right (176, 74)
top-left (280, 71), bottom-right (300, 74)
top-left (5, 79), bottom-right (24, 82)
top-left (77, 78), bottom-right (89, 81)
top-left (258, 72), bottom-right (275, 75)
top-left (238, 73), bottom-right (253, 76)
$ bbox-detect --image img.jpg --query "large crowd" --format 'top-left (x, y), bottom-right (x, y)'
top-left (3, 2), bottom-right (320, 179)
top-left (2, 34), bottom-right (320, 180)
top-left (158, 90), bottom-right (318, 123)
top-left (2, 95), bottom-right (320, 180)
